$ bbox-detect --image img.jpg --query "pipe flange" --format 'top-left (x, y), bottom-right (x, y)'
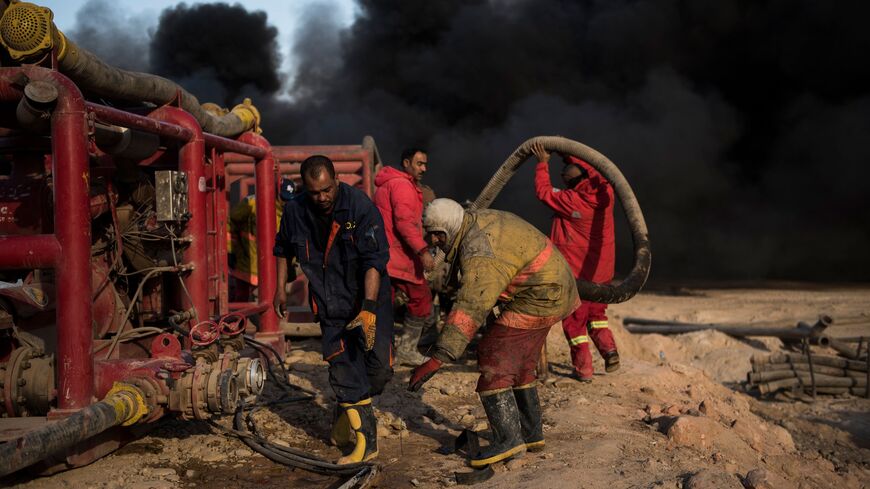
top-left (3, 346), bottom-right (34, 416)
top-left (218, 369), bottom-right (239, 414)
top-left (105, 382), bottom-right (149, 426)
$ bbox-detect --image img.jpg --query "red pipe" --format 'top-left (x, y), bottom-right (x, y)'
top-left (148, 107), bottom-right (210, 326)
top-left (236, 132), bottom-right (282, 354)
top-left (213, 150), bottom-right (229, 314)
top-left (87, 103), bottom-right (193, 141)
top-left (203, 133), bottom-right (266, 159)
top-left (225, 161), bottom-right (365, 175)
top-left (228, 302), bottom-right (269, 318)
top-left (1, 67), bottom-right (93, 411)
top-left (0, 235), bottom-right (60, 269)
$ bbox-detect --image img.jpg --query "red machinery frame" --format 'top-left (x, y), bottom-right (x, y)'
top-left (0, 66), bottom-right (282, 469)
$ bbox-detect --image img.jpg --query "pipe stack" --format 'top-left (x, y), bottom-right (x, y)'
top-left (747, 352), bottom-right (868, 397)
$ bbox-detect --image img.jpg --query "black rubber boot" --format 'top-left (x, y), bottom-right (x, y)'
top-left (513, 384), bottom-right (544, 451)
top-left (417, 308), bottom-right (440, 354)
top-left (336, 399), bottom-right (379, 464)
top-left (395, 315), bottom-right (428, 366)
top-left (604, 351), bottom-right (620, 373)
top-left (470, 389), bottom-right (526, 468)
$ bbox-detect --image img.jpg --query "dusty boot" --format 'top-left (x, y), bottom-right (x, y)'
top-left (603, 350), bottom-right (620, 373)
top-left (470, 389), bottom-right (527, 468)
top-left (512, 384), bottom-right (544, 451)
top-left (416, 308), bottom-right (439, 354)
top-left (330, 404), bottom-right (353, 447)
top-left (395, 315), bottom-right (428, 366)
top-left (336, 399), bottom-right (378, 464)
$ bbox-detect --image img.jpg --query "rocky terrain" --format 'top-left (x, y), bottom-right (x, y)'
top-left (4, 284), bottom-right (869, 489)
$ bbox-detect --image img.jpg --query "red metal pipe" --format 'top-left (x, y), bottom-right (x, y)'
top-left (203, 133), bottom-right (266, 159)
top-left (228, 302), bottom-right (269, 318)
top-left (0, 67), bottom-right (94, 411)
top-left (224, 149), bottom-right (369, 164)
top-left (236, 132), bottom-right (282, 354)
top-left (0, 235), bottom-right (60, 269)
top-left (87, 103), bottom-right (193, 141)
top-left (213, 150), bottom-right (229, 314)
top-left (225, 161), bottom-right (365, 175)
top-left (148, 107), bottom-right (210, 325)
top-left (37, 69), bottom-right (93, 411)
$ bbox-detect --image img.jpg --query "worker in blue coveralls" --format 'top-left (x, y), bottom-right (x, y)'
top-left (273, 155), bottom-right (393, 464)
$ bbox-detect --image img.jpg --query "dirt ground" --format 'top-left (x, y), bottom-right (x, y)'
top-left (4, 284), bottom-right (869, 489)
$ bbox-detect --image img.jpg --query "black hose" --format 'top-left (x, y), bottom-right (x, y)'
top-left (472, 136), bottom-right (651, 304)
top-left (0, 398), bottom-right (129, 477)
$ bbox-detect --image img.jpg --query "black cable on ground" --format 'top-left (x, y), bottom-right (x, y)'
top-left (204, 335), bottom-right (375, 479)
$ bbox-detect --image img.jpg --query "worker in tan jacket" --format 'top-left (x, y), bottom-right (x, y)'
top-left (409, 199), bottom-right (579, 469)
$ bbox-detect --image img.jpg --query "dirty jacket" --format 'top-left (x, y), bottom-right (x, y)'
top-left (273, 183), bottom-right (390, 321)
top-left (228, 196), bottom-right (283, 286)
top-left (373, 166), bottom-right (427, 284)
top-left (436, 209), bottom-right (580, 360)
top-left (534, 157), bottom-right (615, 283)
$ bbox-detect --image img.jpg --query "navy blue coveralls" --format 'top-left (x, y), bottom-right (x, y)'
top-left (274, 182), bottom-right (393, 403)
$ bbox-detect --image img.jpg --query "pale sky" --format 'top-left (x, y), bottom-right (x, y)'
top-left (42, 0), bottom-right (357, 76)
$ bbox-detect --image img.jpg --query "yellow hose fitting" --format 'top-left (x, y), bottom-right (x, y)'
top-left (0, 1), bottom-right (55, 60)
top-left (106, 382), bottom-right (149, 426)
top-left (230, 98), bottom-right (262, 134)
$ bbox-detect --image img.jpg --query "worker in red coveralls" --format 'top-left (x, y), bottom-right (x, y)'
top-left (408, 199), bottom-right (579, 468)
top-left (531, 142), bottom-right (619, 382)
top-left (373, 148), bottom-right (436, 365)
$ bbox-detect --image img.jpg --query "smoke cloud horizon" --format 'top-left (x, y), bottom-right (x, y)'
top-left (67, 0), bottom-right (870, 282)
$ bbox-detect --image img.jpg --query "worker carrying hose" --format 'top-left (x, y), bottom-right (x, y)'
top-left (273, 156), bottom-right (393, 464)
top-left (408, 198), bottom-right (579, 468)
top-left (530, 142), bottom-right (620, 381)
top-left (373, 147), bottom-right (437, 365)
top-left (228, 178), bottom-right (296, 302)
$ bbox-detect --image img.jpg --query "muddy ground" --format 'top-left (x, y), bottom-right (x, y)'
top-left (4, 284), bottom-right (869, 489)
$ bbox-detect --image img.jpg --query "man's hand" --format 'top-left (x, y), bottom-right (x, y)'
top-left (346, 299), bottom-right (377, 350)
top-left (418, 247), bottom-right (435, 272)
top-left (273, 287), bottom-right (287, 320)
top-left (408, 357), bottom-right (443, 391)
top-left (530, 142), bottom-right (550, 163)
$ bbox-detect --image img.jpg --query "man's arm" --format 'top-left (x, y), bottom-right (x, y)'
top-left (531, 143), bottom-right (581, 218)
top-left (273, 256), bottom-right (288, 318)
top-left (434, 255), bottom-right (513, 361)
top-left (390, 183), bottom-right (429, 252)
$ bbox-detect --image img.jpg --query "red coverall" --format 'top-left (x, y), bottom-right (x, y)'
top-left (534, 156), bottom-right (617, 379)
top-left (373, 166), bottom-right (432, 318)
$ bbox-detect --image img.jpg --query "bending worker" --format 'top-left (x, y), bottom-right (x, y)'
top-left (408, 198), bottom-right (579, 468)
top-left (373, 147), bottom-right (436, 365)
top-left (531, 142), bottom-right (619, 381)
top-left (273, 156), bottom-right (392, 464)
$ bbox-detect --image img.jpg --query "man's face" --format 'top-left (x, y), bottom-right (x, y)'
top-left (402, 151), bottom-right (428, 184)
top-left (303, 171), bottom-right (338, 214)
top-left (561, 164), bottom-right (583, 188)
top-left (426, 231), bottom-right (448, 252)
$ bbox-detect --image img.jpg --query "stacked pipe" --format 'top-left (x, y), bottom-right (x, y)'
top-left (747, 353), bottom-right (868, 397)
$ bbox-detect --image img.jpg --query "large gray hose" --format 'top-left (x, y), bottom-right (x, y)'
top-left (0, 2), bottom-right (258, 137)
top-left (472, 136), bottom-right (651, 304)
top-left (0, 387), bottom-right (144, 477)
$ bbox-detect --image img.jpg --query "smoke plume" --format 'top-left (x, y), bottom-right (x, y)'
top-left (149, 3), bottom-right (283, 106)
top-left (68, 0), bottom-right (870, 281)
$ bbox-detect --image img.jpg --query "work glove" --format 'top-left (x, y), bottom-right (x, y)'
top-left (346, 299), bottom-right (377, 351)
top-left (408, 357), bottom-right (443, 392)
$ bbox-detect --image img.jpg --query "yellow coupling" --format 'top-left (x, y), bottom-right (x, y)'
top-left (105, 382), bottom-right (149, 426)
top-left (230, 98), bottom-right (262, 134)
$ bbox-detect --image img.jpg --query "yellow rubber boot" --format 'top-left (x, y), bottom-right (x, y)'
top-left (336, 398), bottom-right (378, 464)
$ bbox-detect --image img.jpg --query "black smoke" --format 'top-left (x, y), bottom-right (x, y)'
top-left (149, 3), bottom-right (283, 106)
top-left (68, 0), bottom-right (870, 281)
